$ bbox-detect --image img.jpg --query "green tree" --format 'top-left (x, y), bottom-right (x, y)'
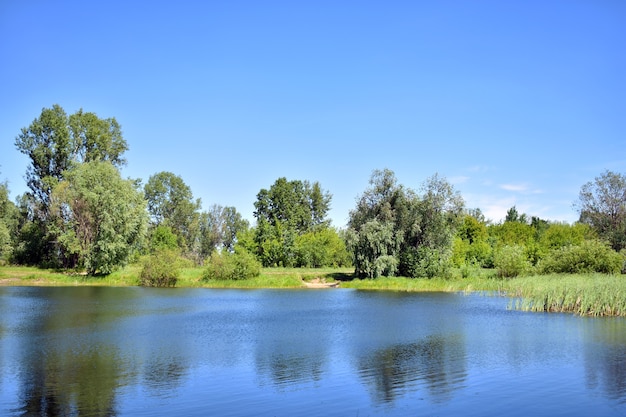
top-left (149, 224), bottom-right (179, 252)
top-left (0, 175), bottom-right (19, 263)
top-left (144, 171), bottom-right (201, 254)
top-left (49, 161), bottom-right (147, 275)
top-left (453, 213), bottom-right (491, 267)
top-left (577, 170), bottom-right (626, 251)
top-left (347, 169), bottom-right (463, 278)
top-left (68, 109), bottom-right (128, 166)
top-left (253, 177), bottom-right (332, 266)
top-left (15, 105), bottom-right (128, 214)
top-left (295, 227), bottom-right (351, 268)
top-left (14, 105), bottom-right (130, 266)
top-left (198, 204), bottom-right (249, 259)
top-left (254, 177), bottom-right (331, 233)
top-left (15, 105), bottom-right (72, 212)
top-left (504, 205), bottom-right (528, 224)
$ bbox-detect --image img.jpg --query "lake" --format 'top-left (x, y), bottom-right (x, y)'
top-left (1, 286), bottom-right (625, 416)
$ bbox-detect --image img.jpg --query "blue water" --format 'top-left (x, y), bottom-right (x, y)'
top-left (1, 287), bottom-right (625, 416)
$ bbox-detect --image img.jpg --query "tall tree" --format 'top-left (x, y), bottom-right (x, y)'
top-left (198, 204), bottom-right (249, 258)
top-left (144, 171), bottom-right (201, 253)
top-left (252, 177), bottom-right (332, 266)
top-left (254, 177), bottom-right (331, 233)
top-left (14, 105), bottom-right (130, 266)
top-left (348, 170), bottom-right (464, 278)
top-left (15, 105), bottom-right (72, 213)
top-left (49, 161), bottom-right (147, 275)
top-left (0, 174), bottom-right (18, 262)
top-left (577, 170), bottom-right (626, 251)
top-left (68, 109), bottom-right (128, 166)
top-left (15, 105), bottom-right (129, 214)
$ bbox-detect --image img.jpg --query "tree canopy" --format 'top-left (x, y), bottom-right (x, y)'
top-left (15, 104), bottom-right (128, 214)
top-left (577, 170), bottom-right (626, 251)
top-left (49, 161), bottom-right (147, 274)
top-left (144, 171), bottom-right (201, 253)
top-left (347, 169), bottom-right (464, 278)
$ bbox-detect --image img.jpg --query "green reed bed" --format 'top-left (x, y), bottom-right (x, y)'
top-left (505, 274), bottom-right (626, 317)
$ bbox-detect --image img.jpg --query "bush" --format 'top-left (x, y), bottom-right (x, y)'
top-left (139, 249), bottom-right (181, 287)
top-left (493, 245), bottom-right (530, 278)
top-left (401, 247), bottom-right (452, 279)
top-left (203, 248), bottom-right (261, 280)
top-left (538, 239), bottom-right (623, 274)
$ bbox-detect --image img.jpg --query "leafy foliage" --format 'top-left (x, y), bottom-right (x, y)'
top-left (347, 169), bottom-right (463, 278)
top-left (149, 225), bottom-right (179, 252)
top-left (577, 170), bottom-right (626, 251)
top-left (493, 245), bottom-right (530, 278)
top-left (294, 227), bottom-right (351, 268)
top-left (49, 161), bottom-right (147, 275)
top-left (198, 204), bottom-right (249, 258)
top-left (15, 105), bottom-right (128, 213)
top-left (144, 171), bottom-right (201, 254)
top-left (203, 248), bottom-right (261, 280)
top-left (252, 177), bottom-right (333, 267)
top-left (538, 240), bottom-right (623, 274)
top-left (139, 249), bottom-right (181, 287)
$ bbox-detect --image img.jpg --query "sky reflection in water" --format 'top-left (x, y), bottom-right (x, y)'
top-left (0, 287), bottom-right (625, 416)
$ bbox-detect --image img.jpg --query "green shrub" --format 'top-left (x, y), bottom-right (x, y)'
top-left (493, 245), bottom-right (530, 278)
top-left (139, 249), bottom-right (181, 287)
top-left (203, 248), bottom-right (261, 280)
top-left (538, 239), bottom-right (623, 274)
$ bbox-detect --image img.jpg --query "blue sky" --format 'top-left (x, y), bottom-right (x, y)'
top-left (1, 0), bottom-right (624, 227)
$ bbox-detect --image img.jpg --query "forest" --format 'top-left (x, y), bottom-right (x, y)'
top-left (1, 105), bottom-right (625, 286)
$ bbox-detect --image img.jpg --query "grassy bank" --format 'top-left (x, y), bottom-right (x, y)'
top-left (1, 265), bottom-right (624, 316)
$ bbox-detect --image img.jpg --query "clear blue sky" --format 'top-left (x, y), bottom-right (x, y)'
top-left (1, 0), bottom-right (624, 227)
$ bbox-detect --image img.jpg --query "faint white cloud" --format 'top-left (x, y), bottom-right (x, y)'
top-left (500, 183), bottom-right (528, 192)
top-left (449, 175), bottom-right (470, 185)
top-left (499, 183), bottom-right (544, 194)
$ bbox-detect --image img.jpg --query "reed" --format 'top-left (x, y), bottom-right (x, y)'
top-left (505, 274), bottom-right (626, 316)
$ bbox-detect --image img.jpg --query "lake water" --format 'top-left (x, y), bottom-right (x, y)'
top-left (1, 286), bottom-right (625, 416)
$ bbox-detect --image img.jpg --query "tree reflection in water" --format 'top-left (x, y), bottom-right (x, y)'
top-left (357, 334), bottom-right (467, 405)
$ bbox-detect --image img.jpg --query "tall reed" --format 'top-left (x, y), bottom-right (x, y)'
top-left (506, 274), bottom-right (626, 316)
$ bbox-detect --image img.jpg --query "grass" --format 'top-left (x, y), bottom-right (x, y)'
top-left (1, 265), bottom-right (625, 316)
top-left (504, 274), bottom-right (626, 317)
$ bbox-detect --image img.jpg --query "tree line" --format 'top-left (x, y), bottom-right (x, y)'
top-left (1, 105), bottom-right (624, 279)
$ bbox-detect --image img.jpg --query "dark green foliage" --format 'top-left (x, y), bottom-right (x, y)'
top-left (347, 169), bottom-right (464, 278)
top-left (13, 105), bottom-right (130, 267)
top-left (538, 240), bottom-right (623, 274)
top-left (139, 249), bottom-right (181, 287)
top-left (254, 177), bottom-right (331, 234)
top-left (144, 171), bottom-right (201, 255)
top-left (203, 248), bottom-right (261, 280)
top-left (252, 177), bottom-right (333, 267)
top-left (15, 105), bottom-right (128, 212)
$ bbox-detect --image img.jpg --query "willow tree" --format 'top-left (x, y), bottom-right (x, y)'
top-left (347, 169), bottom-right (464, 278)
